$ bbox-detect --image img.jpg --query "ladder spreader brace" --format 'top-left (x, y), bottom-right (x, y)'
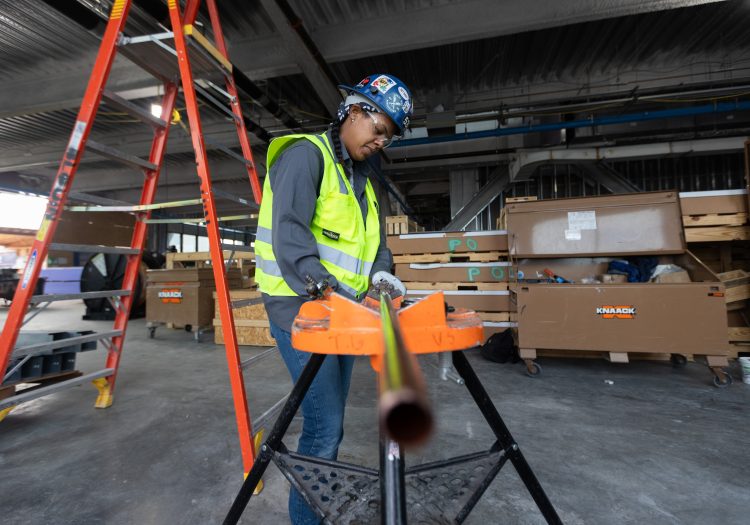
top-left (0, 0), bottom-right (263, 478)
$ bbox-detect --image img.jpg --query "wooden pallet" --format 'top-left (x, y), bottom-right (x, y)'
top-left (385, 215), bottom-right (424, 235)
top-left (393, 251), bottom-right (507, 263)
top-left (682, 212), bottom-right (747, 227)
top-left (404, 281), bottom-right (509, 291)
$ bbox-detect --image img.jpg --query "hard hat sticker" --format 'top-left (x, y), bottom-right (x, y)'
top-left (372, 75), bottom-right (396, 94)
top-left (356, 77), bottom-right (371, 88)
top-left (386, 93), bottom-right (402, 112)
top-left (398, 86), bottom-right (410, 101)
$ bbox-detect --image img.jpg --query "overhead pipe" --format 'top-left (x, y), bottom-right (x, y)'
top-left (392, 100), bottom-right (750, 148)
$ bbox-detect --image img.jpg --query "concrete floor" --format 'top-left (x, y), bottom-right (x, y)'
top-left (1, 301), bottom-right (748, 525)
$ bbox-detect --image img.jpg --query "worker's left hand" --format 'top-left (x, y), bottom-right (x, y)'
top-left (371, 271), bottom-right (407, 298)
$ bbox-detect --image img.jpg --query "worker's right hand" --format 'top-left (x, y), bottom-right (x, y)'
top-left (371, 271), bottom-right (407, 298)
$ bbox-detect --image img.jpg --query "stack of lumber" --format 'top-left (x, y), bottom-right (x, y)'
top-left (385, 215), bottom-right (425, 235)
top-left (387, 230), bottom-right (513, 342)
top-left (213, 290), bottom-right (275, 346)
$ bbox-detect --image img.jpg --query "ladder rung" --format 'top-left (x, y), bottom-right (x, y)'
top-left (49, 243), bottom-right (139, 255)
top-left (213, 188), bottom-right (259, 210)
top-left (67, 199), bottom-right (203, 213)
top-left (87, 140), bottom-right (158, 171)
top-left (30, 290), bottom-right (131, 304)
top-left (220, 244), bottom-right (253, 253)
top-left (102, 90), bottom-right (167, 128)
top-left (0, 369), bottom-right (115, 411)
top-left (232, 296), bottom-right (264, 309)
top-left (142, 214), bottom-right (257, 225)
top-left (12, 330), bottom-right (123, 359)
top-left (204, 136), bottom-right (253, 167)
top-left (119, 30), bottom-right (229, 83)
top-left (194, 84), bottom-right (240, 122)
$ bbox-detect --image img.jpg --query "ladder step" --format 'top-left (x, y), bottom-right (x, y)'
top-left (102, 90), bottom-right (167, 128)
top-left (87, 140), bottom-right (158, 171)
top-left (49, 243), bottom-right (139, 255)
top-left (194, 84), bottom-right (240, 122)
top-left (213, 188), bottom-right (259, 210)
top-left (232, 296), bottom-right (264, 309)
top-left (30, 290), bottom-right (131, 304)
top-left (119, 29), bottom-right (229, 83)
top-left (220, 244), bottom-right (253, 253)
top-left (0, 369), bottom-right (115, 411)
top-left (67, 199), bottom-right (203, 213)
top-left (142, 214), bottom-right (257, 224)
top-left (204, 136), bottom-right (253, 167)
top-left (12, 330), bottom-right (123, 359)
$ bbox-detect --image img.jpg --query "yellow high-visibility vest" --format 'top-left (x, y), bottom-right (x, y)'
top-left (255, 133), bottom-right (381, 298)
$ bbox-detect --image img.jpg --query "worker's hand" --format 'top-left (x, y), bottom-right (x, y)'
top-left (371, 271), bottom-right (407, 298)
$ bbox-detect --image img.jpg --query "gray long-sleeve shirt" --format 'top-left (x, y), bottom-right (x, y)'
top-left (261, 130), bottom-right (393, 332)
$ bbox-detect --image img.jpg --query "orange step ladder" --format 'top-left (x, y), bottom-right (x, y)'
top-left (0, 0), bottom-right (262, 477)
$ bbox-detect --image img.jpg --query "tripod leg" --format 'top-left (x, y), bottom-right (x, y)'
top-left (380, 436), bottom-right (407, 525)
top-left (224, 353), bottom-right (327, 525)
top-left (452, 351), bottom-right (562, 525)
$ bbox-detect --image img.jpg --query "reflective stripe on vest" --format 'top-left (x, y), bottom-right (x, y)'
top-left (256, 226), bottom-right (373, 277)
top-left (255, 253), bottom-right (361, 298)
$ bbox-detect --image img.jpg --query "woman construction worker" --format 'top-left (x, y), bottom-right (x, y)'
top-left (253, 73), bottom-right (414, 524)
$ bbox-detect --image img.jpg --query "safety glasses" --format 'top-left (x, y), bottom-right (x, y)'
top-left (364, 111), bottom-right (401, 148)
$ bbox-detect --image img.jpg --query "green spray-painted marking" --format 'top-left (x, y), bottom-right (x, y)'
top-left (491, 266), bottom-right (505, 280)
top-left (448, 239), bottom-right (461, 252)
top-left (466, 238), bottom-right (478, 250)
top-left (467, 267), bottom-right (480, 282)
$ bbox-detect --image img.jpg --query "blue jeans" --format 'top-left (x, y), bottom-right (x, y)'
top-left (269, 320), bottom-right (356, 525)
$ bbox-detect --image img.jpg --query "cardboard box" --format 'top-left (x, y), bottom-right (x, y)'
top-left (395, 262), bottom-right (512, 283)
top-left (506, 191), bottom-right (685, 258)
top-left (654, 270), bottom-right (691, 283)
top-left (387, 230), bottom-right (508, 255)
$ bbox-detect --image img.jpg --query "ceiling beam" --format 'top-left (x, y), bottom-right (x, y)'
top-left (0, 0), bottom-right (726, 117)
top-left (259, 0), bottom-right (340, 116)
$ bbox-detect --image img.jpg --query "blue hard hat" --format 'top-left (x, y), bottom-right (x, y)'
top-left (338, 74), bottom-right (413, 134)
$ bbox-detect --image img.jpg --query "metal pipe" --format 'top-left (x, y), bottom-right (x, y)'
top-left (392, 100), bottom-right (750, 148)
top-left (377, 292), bottom-right (433, 447)
top-left (380, 436), bottom-right (407, 525)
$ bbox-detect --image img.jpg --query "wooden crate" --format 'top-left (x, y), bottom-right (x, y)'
top-left (385, 215), bottom-right (424, 235)
top-left (684, 225), bottom-right (750, 243)
top-left (215, 323), bottom-right (275, 346)
top-left (718, 270), bottom-right (750, 304)
top-left (682, 212), bottom-right (748, 228)
top-left (213, 290), bottom-right (274, 346)
top-left (167, 250), bottom-right (255, 269)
